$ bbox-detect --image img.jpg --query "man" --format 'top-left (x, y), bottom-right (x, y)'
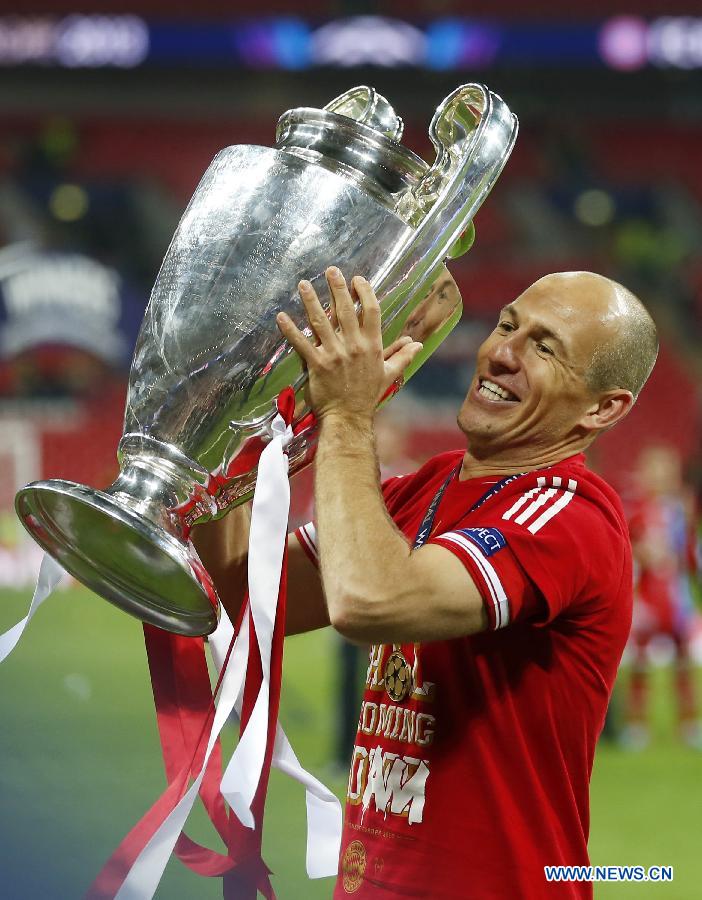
top-left (196, 266), bottom-right (658, 898)
top-left (625, 444), bottom-right (700, 749)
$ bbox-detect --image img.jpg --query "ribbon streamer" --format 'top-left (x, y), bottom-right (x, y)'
top-left (1, 403), bottom-right (342, 896)
top-left (0, 553), bottom-right (65, 663)
top-left (89, 416), bottom-right (292, 898)
top-left (207, 616), bottom-right (343, 881)
top-left (220, 414), bottom-right (292, 828)
top-left (111, 617), bottom-right (250, 899)
top-left (89, 409), bottom-right (341, 897)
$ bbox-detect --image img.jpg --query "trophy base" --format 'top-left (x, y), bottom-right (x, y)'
top-left (15, 480), bottom-right (218, 637)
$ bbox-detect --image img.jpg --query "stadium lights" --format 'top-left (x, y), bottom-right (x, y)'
top-left (0, 15), bottom-right (149, 67)
top-left (0, 14), bottom-right (700, 71)
top-left (573, 189), bottom-right (615, 228)
top-left (310, 17), bottom-right (425, 68)
top-left (599, 15), bottom-right (702, 71)
top-left (49, 184), bottom-right (90, 223)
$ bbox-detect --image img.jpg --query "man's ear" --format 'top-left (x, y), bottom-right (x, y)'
top-left (579, 389), bottom-right (634, 434)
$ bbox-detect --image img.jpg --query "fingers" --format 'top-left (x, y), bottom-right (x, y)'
top-left (326, 266), bottom-right (358, 334)
top-left (298, 278), bottom-right (338, 346)
top-left (383, 339), bottom-right (424, 384)
top-left (352, 275), bottom-right (381, 336)
top-left (327, 287), bottom-right (339, 331)
top-left (278, 268), bottom-right (380, 366)
top-left (276, 310), bottom-right (316, 363)
top-left (383, 335), bottom-right (413, 360)
top-left (276, 272), bottom-right (347, 362)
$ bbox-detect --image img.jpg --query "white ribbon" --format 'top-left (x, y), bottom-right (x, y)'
top-left (0, 553), bottom-right (65, 663)
top-left (208, 617), bottom-right (342, 881)
top-left (116, 412), bottom-right (341, 896)
top-left (218, 414), bottom-right (342, 876)
top-left (207, 423), bottom-right (342, 875)
top-left (1, 411), bottom-right (342, 896)
top-left (219, 414), bottom-right (292, 827)
top-left (114, 613), bottom-right (250, 900)
top-left (270, 723), bottom-right (343, 879)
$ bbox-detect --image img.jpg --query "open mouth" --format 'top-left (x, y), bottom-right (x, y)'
top-left (477, 378), bottom-right (519, 402)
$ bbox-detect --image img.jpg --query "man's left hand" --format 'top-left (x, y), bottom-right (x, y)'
top-left (276, 266), bottom-right (423, 423)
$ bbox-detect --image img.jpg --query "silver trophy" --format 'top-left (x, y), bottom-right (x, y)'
top-left (15, 84), bottom-right (517, 637)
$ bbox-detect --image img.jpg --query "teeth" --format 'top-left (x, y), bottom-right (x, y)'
top-left (479, 385), bottom-right (503, 401)
top-left (479, 379), bottom-right (516, 401)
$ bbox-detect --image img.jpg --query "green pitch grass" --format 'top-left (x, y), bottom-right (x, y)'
top-left (1, 585), bottom-right (700, 898)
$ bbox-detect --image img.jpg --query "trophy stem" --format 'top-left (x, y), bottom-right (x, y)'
top-left (15, 437), bottom-right (220, 636)
top-left (112, 433), bottom-right (213, 540)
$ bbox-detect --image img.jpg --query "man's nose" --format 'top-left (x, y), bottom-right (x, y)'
top-left (487, 333), bottom-right (521, 371)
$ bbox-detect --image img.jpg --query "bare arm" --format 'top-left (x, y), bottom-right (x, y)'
top-left (315, 414), bottom-right (487, 643)
top-left (276, 267), bottom-right (488, 645)
top-left (192, 505), bottom-right (329, 635)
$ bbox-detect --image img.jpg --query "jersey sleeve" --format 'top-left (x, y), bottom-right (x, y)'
top-left (294, 521), bottom-right (319, 567)
top-left (431, 533), bottom-right (543, 630)
top-left (430, 476), bottom-right (620, 630)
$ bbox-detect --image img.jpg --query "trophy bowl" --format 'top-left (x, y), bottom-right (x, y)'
top-left (16, 83), bottom-right (518, 636)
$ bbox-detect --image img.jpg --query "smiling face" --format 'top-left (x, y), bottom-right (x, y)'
top-left (457, 272), bottom-right (633, 464)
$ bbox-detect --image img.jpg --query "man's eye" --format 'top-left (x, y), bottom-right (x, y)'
top-left (497, 321), bottom-right (514, 332)
top-left (537, 342), bottom-right (554, 355)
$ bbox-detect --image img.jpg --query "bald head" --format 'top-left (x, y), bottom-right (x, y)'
top-left (532, 271), bottom-right (658, 400)
top-left (460, 270), bottom-right (657, 463)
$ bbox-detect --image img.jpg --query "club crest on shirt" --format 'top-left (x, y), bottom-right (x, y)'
top-left (457, 526), bottom-right (506, 557)
top-left (341, 840), bottom-right (367, 893)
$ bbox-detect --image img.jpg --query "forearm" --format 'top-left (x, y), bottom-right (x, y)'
top-left (315, 413), bottom-right (416, 641)
top-left (278, 267), bottom-right (485, 643)
top-left (193, 501), bottom-right (329, 636)
top-left (191, 504), bottom-right (251, 625)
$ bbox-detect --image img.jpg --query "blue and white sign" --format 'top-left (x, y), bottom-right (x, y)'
top-left (0, 243), bottom-right (144, 368)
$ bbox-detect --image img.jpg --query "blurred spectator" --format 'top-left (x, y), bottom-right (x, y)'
top-left (622, 445), bottom-right (701, 750)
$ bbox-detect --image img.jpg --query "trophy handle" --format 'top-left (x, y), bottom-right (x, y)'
top-left (399, 83), bottom-right (517, 227)
top-left (324, 85), bottom-right (404, 141)
top-left (249, 86), bottom-right (516, 441)
top-left (230, 86), bottom-right (517, 477)
top-left (375, 83), bottom-right (518, 321)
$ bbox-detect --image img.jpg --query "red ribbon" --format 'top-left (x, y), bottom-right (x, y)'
top-left (85, 388), bottom-right (296, 899)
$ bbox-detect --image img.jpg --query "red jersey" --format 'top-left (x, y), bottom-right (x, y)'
top-left (296, 451), bottom-right (632, 899)
top-left (627, 494), bottom-right (696, 637)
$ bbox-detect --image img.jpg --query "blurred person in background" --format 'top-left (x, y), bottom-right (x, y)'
top-left (623, 444), bottom-right (701, 750)
top-left (198, 264), bottom-right (659, 898)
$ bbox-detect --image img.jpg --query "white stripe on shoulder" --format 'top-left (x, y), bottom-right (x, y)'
top-left (501, 477), bottom-right (546, 521)
top-left (527, 479), bottom-right (578, 534)
top-left (514, 487), bottom-right (559, 525)
top-left (438, 532), bottom-right (510, 629)
top-left (297, 522), bottom-right (318, 559)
